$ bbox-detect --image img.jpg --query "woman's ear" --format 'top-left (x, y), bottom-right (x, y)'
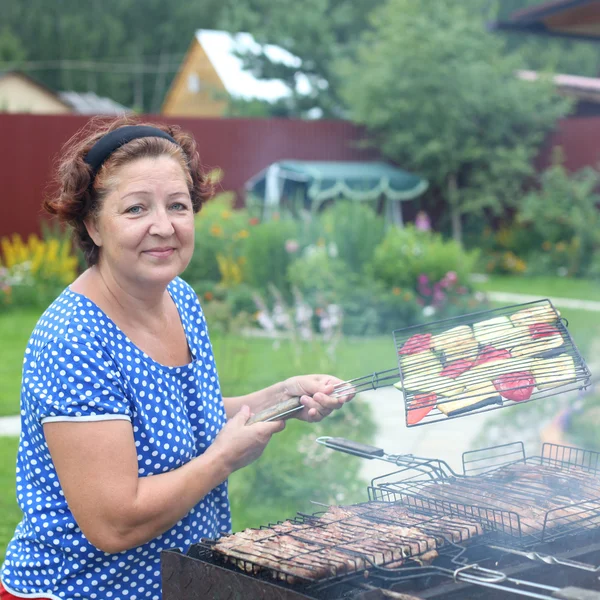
top-left (84, 216), bottom-right (102, 248)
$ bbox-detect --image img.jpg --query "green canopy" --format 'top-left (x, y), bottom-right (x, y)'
top-left (245, 160), bottom-right (428, 224)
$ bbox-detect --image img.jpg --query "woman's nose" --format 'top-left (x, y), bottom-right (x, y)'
top-left (149, 207), bottom-right (175, 236)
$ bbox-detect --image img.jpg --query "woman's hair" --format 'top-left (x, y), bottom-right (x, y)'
top-left (44, 116), bottom-right (212, 266)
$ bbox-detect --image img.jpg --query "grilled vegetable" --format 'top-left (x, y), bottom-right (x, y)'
top-left (437, 382), bottom-right (503, 416)
top-left (474, 346), bottom-right (512, 366)
top-left (529, 323), bottom-right (561, 339)
top-left (510, 304), bottom-right (557, 326)
top-left (440, 359), bottom-right (474, 379)
top-left (406, 393), bottom-right (436, 425)
top-left (399, 333), bottom-right (432, 355)
top-left (532, 354), bottom-right (577, 390)
top-left (493, 371), bottom-right (535, 402)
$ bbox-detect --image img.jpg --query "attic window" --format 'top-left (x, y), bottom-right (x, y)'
top-left (188, 73), bottom-right (201, 93)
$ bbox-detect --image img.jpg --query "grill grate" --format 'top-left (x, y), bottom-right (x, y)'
top-left (369, 442), bottom-right (600, 545)
top-left (393, 299), bottom-right (591, 427)
top-left (203, 503), bottom-right (483, 585)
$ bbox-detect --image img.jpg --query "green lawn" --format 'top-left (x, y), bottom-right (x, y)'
top-left (0, 310), bottom-right (39, 416)
top-left (475, 275), bottom-right (600, 301)
top-left (0, 437), bottom-right (20, 560)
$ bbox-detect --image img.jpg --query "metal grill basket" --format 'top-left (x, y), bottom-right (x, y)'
top-left (394, 299), bottom-right (591, 427)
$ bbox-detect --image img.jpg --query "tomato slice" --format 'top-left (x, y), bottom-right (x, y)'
top-left (407, 392), bottom-right (436, 425)
top-left (475, 345), bottom-right (512, 366)
top-left (493, 371), bottom-right (535, 402)
top-left (529, 323), bottom-right (560, 340)
top-left (440, 359), bottom-right (474, 379)
top-left (399, 333), bottom-right (432, 355)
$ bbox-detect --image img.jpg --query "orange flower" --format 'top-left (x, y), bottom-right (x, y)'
top-left (249, 217), bottom-right (259, 226)
top-left (542, 241), bottom-right (552, 251)
top-left (392, 287), bottom-right (401, 296)
top-left (204, 291), bottom-right (214, 301)
top-left (210, 224), bottom-right (224, 237)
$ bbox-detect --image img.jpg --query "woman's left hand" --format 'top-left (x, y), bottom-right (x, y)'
top-left (281, 374), bottom-right (354, 423)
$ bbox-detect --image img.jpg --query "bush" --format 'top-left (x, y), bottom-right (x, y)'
top-left (316, 202), bottom-right (386, 274)
top-left (367, 225), bottom-right (478, 289)
top-left (516, 158), bottom-right (600, 277)
top-left (243, 219), bottom-right (298, 296)
top-left (184, 193), bottom-right (253, 286)
top-left (0, 231), bottom-right (78, 312)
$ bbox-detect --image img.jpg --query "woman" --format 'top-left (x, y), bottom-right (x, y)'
top-left (0, 118), bottom-right (351, 600)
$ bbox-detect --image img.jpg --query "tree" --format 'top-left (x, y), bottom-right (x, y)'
top-left (339, 0), bottom-right (572, 244)
top-left (217, 0), bottom-right (386, 117)
top-left (0, 26), bottom-right (26, 63)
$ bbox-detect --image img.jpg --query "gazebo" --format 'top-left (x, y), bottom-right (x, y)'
top-left (244, 160), bottom-right (429, 225)
top-left (491, 0), bottom-right (600, 41)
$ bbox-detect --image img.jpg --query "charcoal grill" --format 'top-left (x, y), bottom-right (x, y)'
top-left (162, 440), bottom-right (600, 599)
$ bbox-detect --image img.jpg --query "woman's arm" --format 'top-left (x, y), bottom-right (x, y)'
top-left (43, 407), bottom-right (283, 554)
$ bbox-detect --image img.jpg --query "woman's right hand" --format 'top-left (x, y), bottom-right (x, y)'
top-left (208, 405), bottom-right (285, 473)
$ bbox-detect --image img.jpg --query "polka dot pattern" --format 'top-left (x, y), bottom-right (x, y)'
top-left (1, 277), bottom-right (231, 599)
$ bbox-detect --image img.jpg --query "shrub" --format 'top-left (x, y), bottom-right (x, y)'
top-left (517, 158), bottom-right (600, 277)
top-left (184, 193), bottom-right (253, 286)
top-left (367, 225), bottom-right (478, 289)
top-left (0, 232), bottom-right (78, 311)
top-left (243, 219), bottom-right (298, 296)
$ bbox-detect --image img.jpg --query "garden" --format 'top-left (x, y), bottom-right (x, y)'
top-left (2, 179), bottom-right (600, 560)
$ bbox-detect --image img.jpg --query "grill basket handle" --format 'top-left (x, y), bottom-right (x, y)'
top-left (246, 397), bottom-right (303, 425)
top-left (553, 587), bottom-right (600, 600)
top-left (322, 437), bottom-right (385, 459)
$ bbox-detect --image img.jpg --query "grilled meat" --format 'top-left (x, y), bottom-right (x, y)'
top-left (212, 503), bottom-right (482, 583)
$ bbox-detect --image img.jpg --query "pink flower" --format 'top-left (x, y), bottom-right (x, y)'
top-left (285, 239), bottom-right (299, 253)
top-left (445, 271), bottom-right (458, 285)
top-left (418, 274), bottom-right (429, 285)
top-left (457, 286), bottom-right (468, 295)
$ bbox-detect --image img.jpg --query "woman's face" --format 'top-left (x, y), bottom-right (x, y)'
top-left (86, 156), bottom-right (195, 289)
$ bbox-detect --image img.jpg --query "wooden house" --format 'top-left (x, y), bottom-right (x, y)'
top-left (161, 29), bottom-right (310, 117)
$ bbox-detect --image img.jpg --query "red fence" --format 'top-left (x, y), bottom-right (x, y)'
top-left (1, 113), bottom-right (600, 239)
top-left (0, 114), bottom-right (378, 238)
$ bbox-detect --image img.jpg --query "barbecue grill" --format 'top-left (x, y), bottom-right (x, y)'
top-left (162, 440), bottom-right (600, 599)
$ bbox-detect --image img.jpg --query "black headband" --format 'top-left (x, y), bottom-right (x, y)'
top-left (83, 125), bottom-right (178, 178)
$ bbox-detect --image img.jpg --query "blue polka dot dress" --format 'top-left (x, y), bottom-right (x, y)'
top-left (1, 277), bottom-right (231, 599)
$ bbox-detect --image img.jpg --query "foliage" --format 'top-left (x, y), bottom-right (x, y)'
top-left (242, 218), bottom-right (298, 296)
top-left (339, 0), bottom-right (571, 245)
top-left (2, 0), bottom-right (225, 112)
top-left (517, 157), bottom-right (600, 277)
top-left (183, 193), bottom-right (253, 287)
top-left (318, 202), bottom-right (386, 275)
top-left (0, 232), bottom-right (78, 311)
top-left (367, 225), bottom-right (478, 290)
top-left (218, 0), bottom-right (386, 117)
top-left (494, 0), bottom-right (600, 78)
top-left (229, 401), bottom-right (375, 529)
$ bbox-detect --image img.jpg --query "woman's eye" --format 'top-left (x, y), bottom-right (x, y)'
top-left (171, 202), bottom-right (188, 211)
top-left (126, 205), bottom-right (143, 214)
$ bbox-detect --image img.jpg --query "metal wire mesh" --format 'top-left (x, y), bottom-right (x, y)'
top-left (369, 442), bottom-right (600, 546)
top-left (392, 299), bottom-right (591, 427)
top-left (204, 503), bottom-right (482, 584)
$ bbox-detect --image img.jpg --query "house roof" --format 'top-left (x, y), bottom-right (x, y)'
top-left (0, 70), bottom-right (72, 110)
top-left (490, 0), bottom-right (600, 41)
top-left (59, 91), bottom-right (131, 115)
top-left (518, 69), bottom-right (600, 102)
top-left (195, 29), bottom-right (314, 102)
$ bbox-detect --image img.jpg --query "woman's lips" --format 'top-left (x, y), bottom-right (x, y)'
top-left (143, 247), bottom-right (175, 258)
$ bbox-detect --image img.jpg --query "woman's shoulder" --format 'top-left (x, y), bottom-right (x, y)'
top-left (27, 287), bottom-right (109, 358)
top-left (168, 276), bottom-right (203, 314)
